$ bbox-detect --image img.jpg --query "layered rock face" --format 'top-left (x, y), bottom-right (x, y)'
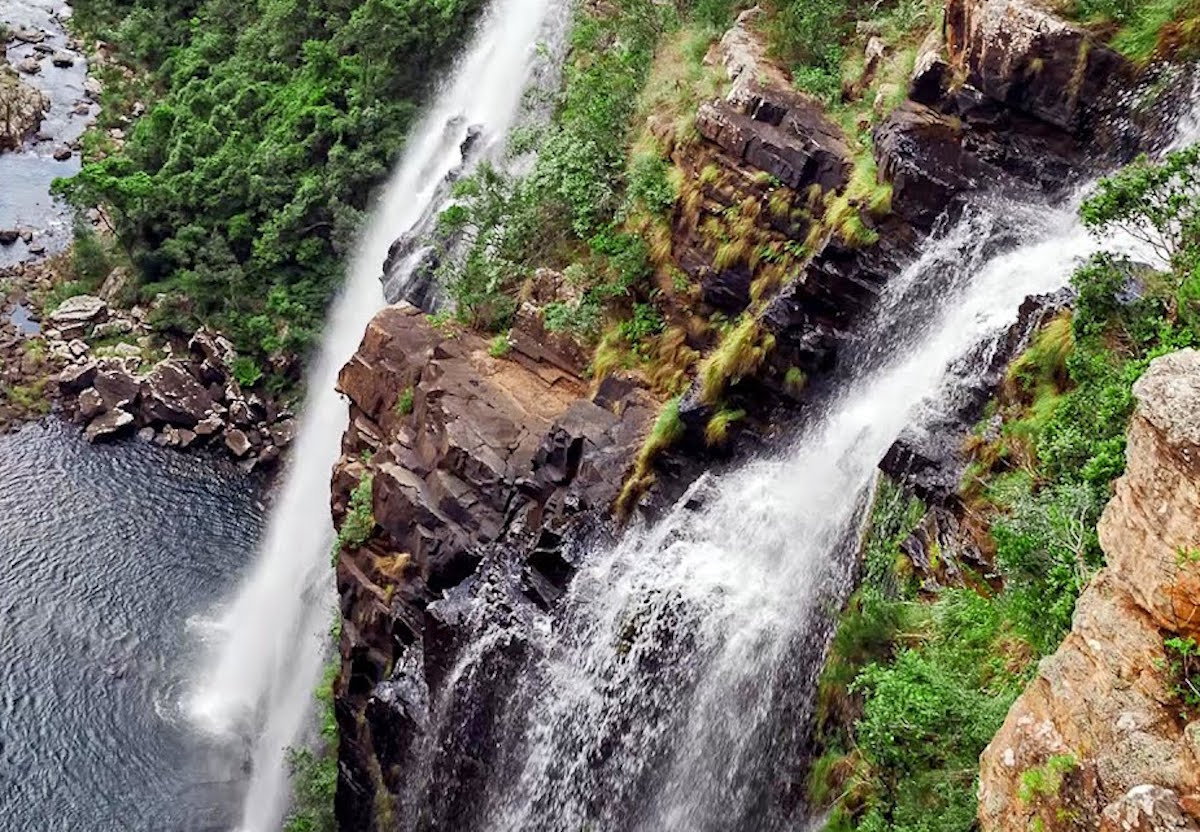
top-left (332, 304), bottom-right (655, 829)
top-left (978, 350), bottom-right (1200, 831)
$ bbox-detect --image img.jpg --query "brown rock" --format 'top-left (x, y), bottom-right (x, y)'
top-left (224, 428), bottom-right (251, 457)
top-left (57, 361), bottom-right (97, 395)
top-left (979, 350), bottom-right (1200, 831)
top-left (140, 360), bottom-right (214, 427)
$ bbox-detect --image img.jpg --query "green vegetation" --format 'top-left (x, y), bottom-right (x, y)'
top-left (331, 472), bottom-right (375, 563)
top-left (394, 386), bottom-right (414, 417)
top-left (617, 395), bottom-right (685, 514)
top-left (1164, 636), bottom-right (1200, 719)
top-left (1071, 0), bottom-right (1200, 62)
top-left (58, 0), bottom-right (489, 389)
top-left (1018, 754), bottom-right (1078, 806)
top-left (284, 637), bottom-right (340, 832)
top-left (487, 333), bottom-right (512, 358)
top-left (808, 144), bottom-right (1200, 831)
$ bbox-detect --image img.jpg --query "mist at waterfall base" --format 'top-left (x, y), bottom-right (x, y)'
top-left (0, 421), bottom-right (265, 832)
top-left (183, 1), bottom-right (569, 830)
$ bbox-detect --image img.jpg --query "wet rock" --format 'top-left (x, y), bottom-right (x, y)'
top-left (83, 77), bottom-right (102, 100)
top-left (140, 360), bottom-right (214, 427)
top-left (137, 427), bottom-right (156, 442)
top-left (0, 230), bottom-right (17, 246)
top-left (50, 52), bottom-right (74, 68)
top-left (12, 27), bottom-right (46, 44)
top-left (85, 409), bottom-right (134, 442)
top-left (910, 27), bottom-right (950, 104)
top-left (16, 58), bottom-right (40, 76)
top-left (269, 418), bottom-right (297, 448)
top-left (53, 145), bottom-right (72, 161)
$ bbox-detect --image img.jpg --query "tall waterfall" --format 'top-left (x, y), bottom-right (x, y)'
top-left (185, 1), bottom-right (567, 828)
top-left (397, 106), bottom-right (1200, 831)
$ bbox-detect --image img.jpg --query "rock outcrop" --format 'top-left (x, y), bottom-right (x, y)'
top-left (332, 304), bottom-right (655, 829)
top-left (978, 350), bottom-right (1200, 831)
top-left (0, 62), bottom-right (49, 151)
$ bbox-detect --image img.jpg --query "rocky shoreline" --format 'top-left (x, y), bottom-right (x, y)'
top-left (0, 4), bottom-right (290, 467)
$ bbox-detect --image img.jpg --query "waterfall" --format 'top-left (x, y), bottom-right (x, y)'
top-left (394, 104), bottom-right (1200, 831)
top-left (184, 1), bottom-right (567, 828)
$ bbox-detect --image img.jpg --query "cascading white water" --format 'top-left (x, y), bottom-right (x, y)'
top-left (455, 105), bottom-right (1200, 832)
top-left (185, 1), bottom-right (566, 828)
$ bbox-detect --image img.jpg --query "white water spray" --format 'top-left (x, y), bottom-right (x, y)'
top-left (186, 1), bottom-right (565, 828)
top-left (465, 106), bottom-right (1200, 832)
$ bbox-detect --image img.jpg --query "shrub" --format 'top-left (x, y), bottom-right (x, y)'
top-left (394, 387), bottom-right (414, 417)
top-left (332, 473), bottom-right (375, 562)
top-left (488, 333), bottom-right (512, 358)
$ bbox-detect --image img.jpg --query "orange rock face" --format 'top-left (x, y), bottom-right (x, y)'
top-left (978, 349), bottom-right (1200, 831)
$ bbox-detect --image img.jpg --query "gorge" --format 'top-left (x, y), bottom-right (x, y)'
top-left (2, 0), bottom-right (1200, 831)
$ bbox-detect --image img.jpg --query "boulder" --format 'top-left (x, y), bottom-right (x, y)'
top-left (93, 369), bottom-right (139, 411)
top-left (15, 58), bottom-right (40, 75)
top-left (224, 428), bottom-right (251, 458)
top-left (50, 52), bottom-right (74, 68)
top-left (98, 267), bottom-right (132, 302)
top-left (0, 68), bottom-right (50, 150)
top-left (945, 0), bottom-right (1129, 133)
top-left (140, 360), bottom-right (214, 427)
top-left (77, 387), bottom-right (105, 420)
top-left (56, 361), bottom-right (97, 395)
top-left (85, 409), bottom-right (134, 442)
top-left (53, 145), bottom-right (72, 161)
top-left (0, 229), bottom-right (18, 245)
top-left (1100, 786), bottom-right (1200, 832)
top-left (194, 413), bottom-right (224, 437)
top-left (12, 27), bottom-right (46, 44)
top-left (49, 295), bottom-right (107, 338)
top-left (269, 418), bottom-right (297, 448)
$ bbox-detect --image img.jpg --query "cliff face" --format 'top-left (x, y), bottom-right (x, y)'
top-left (331, 303), bottom-right (656, 829)
top-left (978, 350), bottom-right (1200, 831)
top-left (329, 0), bottom-right (1176, 827)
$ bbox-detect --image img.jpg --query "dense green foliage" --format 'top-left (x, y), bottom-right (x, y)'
top-left (284, 650), bottom-right (339, 832)
top-left (809, 144), bottom-right (1200, 831)
top-left (59, 0), bottom-right (487, 387)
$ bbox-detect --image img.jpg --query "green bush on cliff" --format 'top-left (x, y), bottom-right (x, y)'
top-left (60, 0), bottom-right (489, 387)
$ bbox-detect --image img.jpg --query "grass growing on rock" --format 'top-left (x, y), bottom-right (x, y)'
top-left (807, 142), bottom-right (1200, 832)
top-left (617, 395), bottom-right (685, 515)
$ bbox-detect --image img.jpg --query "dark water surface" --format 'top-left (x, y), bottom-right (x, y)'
top-left (0, 420), bottom-right (264, 831)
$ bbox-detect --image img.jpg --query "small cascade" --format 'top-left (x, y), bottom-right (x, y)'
top-left (184, 0), bottom-right (569, 828)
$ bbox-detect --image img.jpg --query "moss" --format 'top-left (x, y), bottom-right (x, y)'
top-left (1018, 754), bottom-right (1078, 805)
top-left (487, 333), bottom-right (512, 358)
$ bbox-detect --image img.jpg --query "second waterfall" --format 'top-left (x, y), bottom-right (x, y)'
top-left (184, 1), bottom-right (570, 829)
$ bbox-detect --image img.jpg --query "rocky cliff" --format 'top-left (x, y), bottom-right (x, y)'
top-left (978, 349), bottom-right (1200, 831)
top-left (331, 304), bottom-right (656, 828)
top-left (329, 0), bottom-right (1185, 828)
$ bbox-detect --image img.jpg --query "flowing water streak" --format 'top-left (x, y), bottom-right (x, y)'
top-left (482, 107), bottom-right (1200, 832)
top-left (185, 1), bottom-right (565, 828)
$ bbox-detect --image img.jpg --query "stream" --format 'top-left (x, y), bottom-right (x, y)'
top-left (1, 0), bottom-right (94, 268)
